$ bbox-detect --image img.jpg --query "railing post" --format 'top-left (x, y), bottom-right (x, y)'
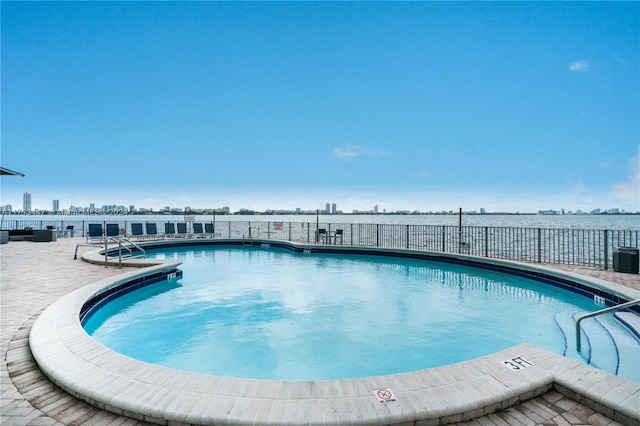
top-left (406, 225), bottom-right (410, 249)
top-left (104, 238), bottom-right (108, 267)
top-left (441, 226), bottom-right (446, 253)
top-left (458, 208), bottom-right (462, 254)
top-left (350, 223), bottom-right (353, 246)
top-left (603, 230), bottom-right (609, 270)
top-left (376, 224), bottom-right (380, 247)
top-left (484, 227), bottom-right (488, 257)
top-left (537, 228), bottom-right (542, 263)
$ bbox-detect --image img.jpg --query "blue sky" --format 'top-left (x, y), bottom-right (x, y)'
top-left (2, 1), bottom-right (638, 213)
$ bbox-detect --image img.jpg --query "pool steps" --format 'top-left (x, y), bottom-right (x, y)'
top-left (616, 311), bottom-right (640, 339)
top-left (554, 310), bottom-right (639, 382)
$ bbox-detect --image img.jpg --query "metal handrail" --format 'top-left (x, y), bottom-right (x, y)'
top-left (117, 236), bottom-right (146, 259)
top-left (73, 237), bottom-right (147, 267)
top-left (105, 236), bottom-right (146, 267)
top-left (73, 244), bottom-right (98, 259)
top-left (576, 299), bottom-right (640, 351)
top-left (6, 218), bottom-right (638, 268)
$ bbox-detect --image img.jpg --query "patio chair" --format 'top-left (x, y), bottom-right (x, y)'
top-left (145, 223), bottom-right (160, 240)
top-left (193, 223), bottom-right (204, 238)
top-left (316, 228), bottom-right (327, 244)
top-left (332, 229), bottom-right (344, 245)
top-left (86, 224), bottom-right (104, 243)
top-left (164, 223), bottom-right (176, 239)
top-left (176, 222), bottom-right (189, 238)
top-left (130, 223), bottom-right (144, 241)
top-left (205, 223), bottom-right (220, 238)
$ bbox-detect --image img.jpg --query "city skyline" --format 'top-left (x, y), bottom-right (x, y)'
top-left (2, 2), bottom-right (638, 214)
top-left (1, 190), bottom-right (635, 216)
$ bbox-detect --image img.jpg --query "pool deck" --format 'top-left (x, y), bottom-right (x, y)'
top-left (1, 237), bottom-right (639, 425)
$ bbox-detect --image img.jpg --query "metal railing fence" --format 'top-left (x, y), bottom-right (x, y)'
top-left (2, 219), bottom-right (638, 270)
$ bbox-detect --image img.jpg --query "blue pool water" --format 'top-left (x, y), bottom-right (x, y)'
top-left (83, 246), bottom-right (639, 381)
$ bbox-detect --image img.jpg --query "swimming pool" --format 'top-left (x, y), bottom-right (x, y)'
top-left (82, 245), bottom-right (639, 382)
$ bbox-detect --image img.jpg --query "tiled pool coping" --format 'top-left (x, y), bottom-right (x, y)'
top-left (29, 240), bottom-right (640, 425)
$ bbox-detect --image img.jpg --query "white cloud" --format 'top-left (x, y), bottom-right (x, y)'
top-left (611, 147), bottom-right (640, 207)
top-left (333, 145), bottom-right (360, 161)
top-left (569, 60), bottom-right (590, 72)
top-left (332, 145), bottom-right (391, 161)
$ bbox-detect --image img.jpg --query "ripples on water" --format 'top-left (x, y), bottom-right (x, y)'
top-left (6, 213), bottom-right (639, 230)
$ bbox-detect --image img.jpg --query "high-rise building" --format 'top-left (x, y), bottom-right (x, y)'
top-left (325, 203), bottom-right (330, 213)
top-left (23, 192), bottom-right (31, 212)
top-left (53, 199), bottom-right (59, 213)
top-left (374, 205), bottom-right (378, 214)
top-left (331, 203), bottom-right (337, 214)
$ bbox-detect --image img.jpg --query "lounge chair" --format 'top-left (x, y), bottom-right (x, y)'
top-left (204, 223), bottom-right (219, 238)
top-left (176, 222), bottom-right (189, 238)
top-left (130, 223), bottom-right (144, 241)
top-left (87, 224), bottom-right (104, 243)
top-left (106, 224), bottom-right (120, 239)
top-left (164, 223), bottom-right (176, 239)
top-left (193, 223), bottom-right (204, 238)
top-left (145, 223), bottom-right (160, 240)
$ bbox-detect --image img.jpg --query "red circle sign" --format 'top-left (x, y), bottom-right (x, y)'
top-left (377, 389), bottom-right (392, 400)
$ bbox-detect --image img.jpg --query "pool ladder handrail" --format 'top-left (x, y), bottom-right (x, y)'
top-left (105, 236), bottom-right (146, 265)
top-left (575, 299), bottom-right (640, 351)
top-left (74, 237), bottom-right (146, 265)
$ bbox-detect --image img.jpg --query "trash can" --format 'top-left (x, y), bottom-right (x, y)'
top-left (613, 247), bottom-right (639, 274)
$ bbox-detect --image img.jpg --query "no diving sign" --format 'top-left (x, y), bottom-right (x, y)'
top-left (374, 388), bottom-right (397, 404)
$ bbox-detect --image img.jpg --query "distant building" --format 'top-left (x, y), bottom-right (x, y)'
top-left (325, 203), bottom-right (331, 213)
top-left (1, 205), bottom-right (12, 213)
top-left (374, 205), bottom-right (378, 214)
top-left (331, 203), bottom-right (337, 214)
top-left (23, 192), bottom-right (31, 212)
top-left (53, 199), bottom-right (59, 213)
